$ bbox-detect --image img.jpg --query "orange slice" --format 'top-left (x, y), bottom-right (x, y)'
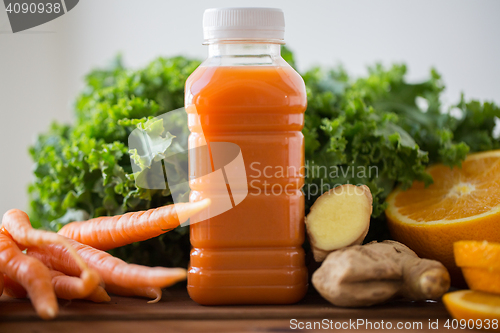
top-left (461, 267), bottom-right (500, 295)
top-left (455, 241), bottom-right (500, 270)
top-left (443, 290), bottom-right (500, 330)
top-left (386, 150), bottom-right (500, 285)
top-left (454, 241), bottom-right (500, 294)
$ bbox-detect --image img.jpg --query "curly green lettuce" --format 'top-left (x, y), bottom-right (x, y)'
top-left (29, 55), bottom-right (200, 267)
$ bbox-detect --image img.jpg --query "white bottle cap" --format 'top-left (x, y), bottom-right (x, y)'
top-left (203, 7), bottom-right (285, 43)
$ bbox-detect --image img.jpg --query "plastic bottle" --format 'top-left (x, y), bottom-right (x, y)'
top-left (185, 7), bottom-right (308, 305)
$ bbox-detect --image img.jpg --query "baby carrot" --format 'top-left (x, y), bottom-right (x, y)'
top-left (27, 237), bottom-right (187, 289)
top-left (3, 274), bottom-right (27, 298)
top-left (58, 199), bottom-right (210, 250)
top-left (50, 270), bottom-right (110, 303)
top-left (0, 232), bottom-right (57, 319)
top-left (2, 209), bottom-right (101, 297)
top-left (105, 284), bottom-right (162, 303)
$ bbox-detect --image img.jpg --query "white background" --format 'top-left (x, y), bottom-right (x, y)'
top-left (0, 0), bottom-right (499, 217)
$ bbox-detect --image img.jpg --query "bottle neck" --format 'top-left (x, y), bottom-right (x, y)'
top-left (208, 43), bottom-right (281, 58)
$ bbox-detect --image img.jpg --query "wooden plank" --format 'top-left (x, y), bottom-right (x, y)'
top-left (0, 318), bottom-right (465, 333)
top-left (0, 288), bottom-right (477, 332)
top-left (0, 288), bottom-right (452, 323)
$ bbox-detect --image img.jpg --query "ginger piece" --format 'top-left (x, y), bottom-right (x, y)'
top-left (312, 240), bottom-right (450, 307)
top-left (385, 240), bottom-right (451, 301)
top-left (305, 184), bottom-right (372, 262)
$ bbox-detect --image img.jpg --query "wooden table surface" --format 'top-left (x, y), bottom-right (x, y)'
top-left (0, 288), bottom-right (467, 333)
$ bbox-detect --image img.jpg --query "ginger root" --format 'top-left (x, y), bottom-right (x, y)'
top-left (312, 240), bottom-right (451, 307)
top-left (305, 184), bottom-right (372, 262)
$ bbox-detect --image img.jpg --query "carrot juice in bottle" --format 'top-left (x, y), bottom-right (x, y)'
top-left (185, 7), bottom-right (308, 305)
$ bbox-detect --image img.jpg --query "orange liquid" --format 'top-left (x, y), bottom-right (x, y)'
top-left (185, 65), bottom-right (308, 305)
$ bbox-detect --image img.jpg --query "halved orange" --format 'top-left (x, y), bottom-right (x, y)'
top-left (443, 290), bottom-right (500, 329)
top-left (386, 150), bottom-right (500, 286)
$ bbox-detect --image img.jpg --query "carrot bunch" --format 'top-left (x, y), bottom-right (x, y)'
top-left (0, 199), bottom-right (210, 319)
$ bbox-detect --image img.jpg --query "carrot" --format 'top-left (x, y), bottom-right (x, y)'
top-left (0, 273), bottom-right (3, 297)
top-left (105, 284), bottom-right (162, 304)
top-left (0, 232), bottom-right (57, 319)
top-left (2, 209), bottom-right (101, 297)
top-left (27, 237), bottom-right (187, 289)
top-left (50, 270), bottom-right (110, 303)
top-left (58, 199), bottom-right (210, 250)
top-left (3, 274), bottom-right (27, 298)
top-left (4, 271), bottom-right (109, 303)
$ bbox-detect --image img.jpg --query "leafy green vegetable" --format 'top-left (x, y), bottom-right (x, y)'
top-left (302, 65), bottom-right (433, 217)
top-left (29, 48), bottom-right (499, 266)
top-left (29, 56), bottom-right (200, 267)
